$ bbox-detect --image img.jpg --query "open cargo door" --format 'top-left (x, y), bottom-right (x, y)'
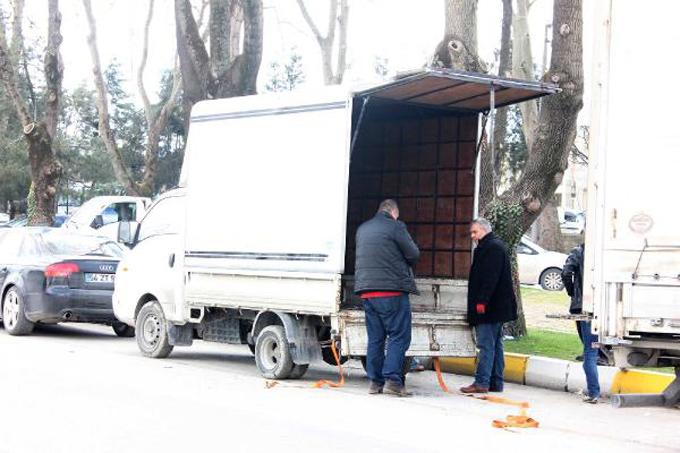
top-left (340, 68), bottom-right (558, 357)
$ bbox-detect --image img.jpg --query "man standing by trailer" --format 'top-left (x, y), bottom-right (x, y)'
top-left (354, 199), bottom-right (420, 397)
top-left (461, 218), bottom-right (517, 394)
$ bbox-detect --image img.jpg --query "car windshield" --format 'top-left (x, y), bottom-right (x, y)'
top-left (35, 230), bottom-right (125, 258)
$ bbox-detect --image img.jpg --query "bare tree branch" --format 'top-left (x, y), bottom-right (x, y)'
top-left (137, 0), bottom-right (155, 128)
top-left (175, 0), bottom-right (213, 106)
top-left (43, 0), bottom-right (63, 138)
top-left (335, 0), bottom-right (348, 84)
top-left (0, 21), bottom-right (32, 128)
top-left (326, 0), bottom-right (338, 49)
top-left (10, 0), bottom-right (25, 59)
top-left (295, 0), bottom-right (324, 45)
top-left (296, 0), bottom-right (348, 85)
top-left (82, 0), bottom-right (140, 195)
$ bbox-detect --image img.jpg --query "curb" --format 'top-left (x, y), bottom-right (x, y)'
top-left (439, 353), bottom-right (675, 396)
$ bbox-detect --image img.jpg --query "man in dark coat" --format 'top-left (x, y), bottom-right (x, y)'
top-left (562, 243), bottom-right (601, 403)
top-left (460, 218), bottom-right (517, 394)
top-left (355, 199), bottom-right (420, 397)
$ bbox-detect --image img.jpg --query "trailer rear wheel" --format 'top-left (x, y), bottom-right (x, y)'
top-left (136, 300), bottom-right (173, 358)
top-left (255, 325), bottom-right (294, 379)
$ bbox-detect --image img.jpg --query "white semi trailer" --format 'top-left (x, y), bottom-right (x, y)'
top-left (584, 0), bottom-right (680, 407)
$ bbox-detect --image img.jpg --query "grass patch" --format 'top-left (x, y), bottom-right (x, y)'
top-left (520, 286), bottom-right (570, 307)
top-left (504, 328), bottom-right (581, 361)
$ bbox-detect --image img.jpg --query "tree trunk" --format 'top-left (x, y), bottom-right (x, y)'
top-left (532, 199), bottom-right (564, 251)
top-left (83, 0), bottom-right (140, 196)
top-left (512, 0), bottom-right (539, 151)
top-left (0, 0), bottom-right (63, 226)
top-left (479, 0), bottom-right (512, 208)
top-left (437, 0), bottom-right (583, 337)
top-left (176, 0), bottom-right (263, 106)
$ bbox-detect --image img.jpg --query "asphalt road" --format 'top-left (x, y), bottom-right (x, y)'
top-left (1, 323), bottom-right (679, 453)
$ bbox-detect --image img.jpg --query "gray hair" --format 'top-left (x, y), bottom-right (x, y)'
top-left (472, 217), bottom-right (493, 232)
top-left (378, 199), bottom-right (399, 214)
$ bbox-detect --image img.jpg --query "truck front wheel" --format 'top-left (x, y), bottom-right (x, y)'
top-left (136, 300), bottom-right (174, 358)
top-left (254, 325), bottom-right (294, 379)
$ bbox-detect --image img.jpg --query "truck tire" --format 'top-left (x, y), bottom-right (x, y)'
top-left (540, 267), bottom-right (564, 291)
top-left (254, 325), bottom-right (294, 379)
top-left (289, 363), bottom-right (309, 379)
top-left (112, 322), bottom-right (135, 338)
top-left (135, 300), bottom-right (173, 358)
top-left (2, 286), bottom-right (34, 336)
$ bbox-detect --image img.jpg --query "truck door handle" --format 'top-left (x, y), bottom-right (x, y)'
top-left (168, 253), bottom-right (175, 268)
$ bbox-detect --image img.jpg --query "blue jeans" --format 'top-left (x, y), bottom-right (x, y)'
top-left (474, 322), bottom-right (504, 390)
top-left (364, 294), bottom-right (412, 387)
top-left (578, 321), bottom-right (601, 398)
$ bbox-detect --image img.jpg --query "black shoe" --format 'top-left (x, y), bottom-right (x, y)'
top-left (575, 355), bottom-right (584, 362)
top-left (368, 382), bottom-right (383, 395)
top-left (384, 381), bottom-right (412, 397)
top-left (489, 386), bottom-right (503, 393)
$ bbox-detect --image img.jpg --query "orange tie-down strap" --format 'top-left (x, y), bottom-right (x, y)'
top-left (432, 358), bottom-right (539, 429)
top-left (312, 340), bottom-right (345, 389)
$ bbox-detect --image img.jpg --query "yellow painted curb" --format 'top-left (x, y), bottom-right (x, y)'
top-left (439, 356), bottom-right (476, 375)
top-left (439, 353), bottom-right (529, 384)
top-left (611, 369), bottom-right (675, 394)
top-left (503, 353), bottom-right (529, 384)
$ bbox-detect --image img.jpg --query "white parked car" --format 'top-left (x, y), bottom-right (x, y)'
top-left (560, 208), bottom-right (585, 235)
top-left (517, 236), bottom-right (568, 291)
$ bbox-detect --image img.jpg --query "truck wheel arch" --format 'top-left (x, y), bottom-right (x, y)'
top-left (252, 311), bottom-right (321, 365)
top-left (134, 293), bottom-right (159, 320)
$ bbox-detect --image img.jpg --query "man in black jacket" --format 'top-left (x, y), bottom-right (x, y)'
top-left (460, 218), bottom-right (517, 394)
top-left (562, 243), bottom-right (601, 403)
top-left (355, 199), bottom-right (420, 397)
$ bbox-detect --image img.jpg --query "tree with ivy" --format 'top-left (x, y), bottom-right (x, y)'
top-left (435, 0), bottom-right (584, 336)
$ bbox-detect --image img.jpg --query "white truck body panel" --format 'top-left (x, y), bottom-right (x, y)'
top-left (584, 1), bottom-right (680, 366)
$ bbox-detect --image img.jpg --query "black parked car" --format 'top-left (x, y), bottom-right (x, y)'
top-left (0, 228), bottom-right (134, 337)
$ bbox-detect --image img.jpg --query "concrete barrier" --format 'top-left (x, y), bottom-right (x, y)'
top-left (440, 353), bottom-right (674, 397)
top-left (525, 356), bottom-right (569, 391)
top-left (611, 369), bottom-right (675, 394)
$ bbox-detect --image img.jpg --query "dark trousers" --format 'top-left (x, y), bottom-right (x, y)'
top-left (474, 322), bottom-right (504, 390)
top-left (364, 294), bottom-right (412, 387)
top-left (577, 321), bottom-right (601, 398)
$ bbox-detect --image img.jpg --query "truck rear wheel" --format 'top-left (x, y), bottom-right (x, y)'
top-left (136, 300), bottom-right (173, 358)
top-left (254, 325), bottom-right (294, 379)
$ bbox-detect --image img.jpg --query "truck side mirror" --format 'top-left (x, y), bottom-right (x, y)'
top-left (92, 215), bottom-right (104, 229)
top-left (118, 221), bottom-right (139, 246)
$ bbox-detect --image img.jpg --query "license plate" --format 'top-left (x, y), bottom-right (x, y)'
top-left (85, 273), bottom-right (115, 283)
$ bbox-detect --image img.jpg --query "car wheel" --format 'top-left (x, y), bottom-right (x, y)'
top-left (2, 286), bottom-right (34, 336)
top-left (540, 267), bottom-right (564, 291)
top-left (135, 300), bottom-right (173, 358)
top-left (254, 325), bottom-right (294, 379)
top-left (112, 321), bottom-right (135, 338)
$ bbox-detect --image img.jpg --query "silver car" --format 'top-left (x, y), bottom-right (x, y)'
top-left (517, 236), bottom-right (568, 291)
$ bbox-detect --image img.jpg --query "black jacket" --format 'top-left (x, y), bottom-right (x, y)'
top-left (561, 244), bottom-right (584, 314)
top-left (354, 212), bottom-right (420, 295)
top-left (467, 232), bottom-right (517, 326)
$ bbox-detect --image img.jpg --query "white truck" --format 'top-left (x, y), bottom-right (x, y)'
top-left (584, 0), bottom-right (680, 407)
top-left (62, 196), bottom-right (150, 242)
top-left (112, 69), bottom-right (556, 379)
